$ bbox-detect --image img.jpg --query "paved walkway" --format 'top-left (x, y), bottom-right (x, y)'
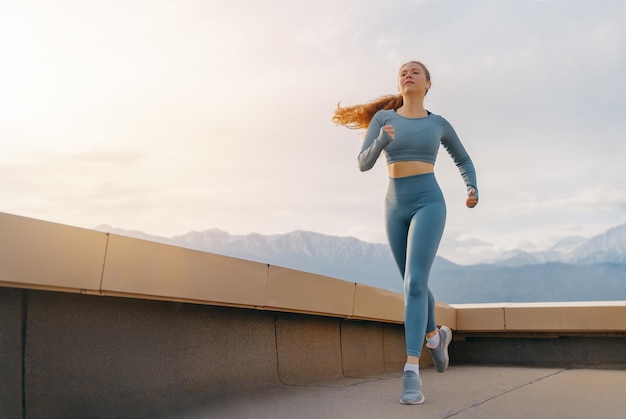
top-left (181, 365), bottom-right (626, 419)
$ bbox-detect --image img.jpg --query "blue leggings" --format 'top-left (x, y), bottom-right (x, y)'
top-left (385, 173), bottom-right (446, 358)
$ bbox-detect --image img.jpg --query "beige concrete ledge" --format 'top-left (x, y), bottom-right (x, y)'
top-left (504, 301), bottom-right (626, 332)
top-left (451, 303), bottom-right (508, 331)
top-left (0, 212), bottom-right (107, 292)
top-left (0, 212), bottom-right (405, 325)
top-left (101, 234), bottom-right (269, 308)
top-left (435, 301), bottom-right (457, 330)
top-left (353, 284), bottom-right (404, 323)
top-left (265, 266), bottom-right (354, 317)
top-left (452, 302), bottom-right (626, 332)
top-left (4, 211), bottom-right (625, 334)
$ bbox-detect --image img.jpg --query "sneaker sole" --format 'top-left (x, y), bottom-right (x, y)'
top-left (400, 396), bottom-right (425, 405)
top-left (440, 325), bottom-right (452, 372)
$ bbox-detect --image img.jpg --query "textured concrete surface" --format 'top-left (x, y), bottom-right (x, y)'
top-left (3, 288), bottom-right (414, 419)
top-left (24, 290), bottom-right (280, 419)
top-left (0, 287), bottom-right (23, 418)
top-left (382, 323), bottom-right (409, 371)
top-left (452, 333), bottom-right (626, 367)
top-left (183, 366), bottom-right (626, 419)
top-left (275, 313), bottom-right (344, 384)
top-left (341, 321), bottom-right (386, 376)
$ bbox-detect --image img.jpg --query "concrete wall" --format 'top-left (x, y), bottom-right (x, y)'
top-left (451, 332), bottom-right (626, 368)
top-left (0, 287), bottom-right (23, 418)
top-left (450, 302), bottom-right (626, 367)
top-left (3, 211), bottom-right (626, 418)
top-left (0, 211), bottom-right (414, 324)
top-left (0, 287), bottom-right (406, 419)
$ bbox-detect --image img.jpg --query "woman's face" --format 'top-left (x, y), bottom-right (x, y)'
top-left (398, 62), bottom-right (430, 95)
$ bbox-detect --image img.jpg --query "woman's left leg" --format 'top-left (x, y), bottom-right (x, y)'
top-left (403, 199), bottom-right (446, 358)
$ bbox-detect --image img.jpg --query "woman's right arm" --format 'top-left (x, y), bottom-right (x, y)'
top-left (357, 113), bottom-right (393, 171)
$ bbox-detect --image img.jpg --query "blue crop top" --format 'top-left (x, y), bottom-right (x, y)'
top-left (358, 109), bottom-right (478, 195)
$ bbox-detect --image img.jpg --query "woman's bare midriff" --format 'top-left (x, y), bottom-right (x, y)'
top-left (388, 161), bottom-right (434, 178)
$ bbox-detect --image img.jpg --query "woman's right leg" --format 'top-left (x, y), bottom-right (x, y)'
top-left (385, 174), bottom-right (446, 404)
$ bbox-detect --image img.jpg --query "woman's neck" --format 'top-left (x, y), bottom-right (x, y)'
top-left (397, 97), bottom-right (427, 118)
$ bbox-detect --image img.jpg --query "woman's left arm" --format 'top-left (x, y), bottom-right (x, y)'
top-left (440, 118), bottom-right (479, 208)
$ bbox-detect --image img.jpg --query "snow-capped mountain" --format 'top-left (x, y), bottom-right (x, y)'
top-left (567, 223), bottom-right (626, 264)
top-left (491, 223), bottom-right (626, 267)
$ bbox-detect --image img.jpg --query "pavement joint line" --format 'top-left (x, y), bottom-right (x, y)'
top-left (441, 368), bottom-right (567, 418)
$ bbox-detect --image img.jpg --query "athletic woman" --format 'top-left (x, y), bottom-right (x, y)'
top-left (333, 61), bottom-right (478, 404)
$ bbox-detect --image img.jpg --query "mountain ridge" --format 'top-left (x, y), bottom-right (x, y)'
top-left (95, 222), bottom-right (626, 303)
top-left (490, 222), bottom-right (626, 266)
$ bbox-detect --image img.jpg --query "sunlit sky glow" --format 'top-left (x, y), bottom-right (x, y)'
top-left (1, 0), bottom-right (625, 264)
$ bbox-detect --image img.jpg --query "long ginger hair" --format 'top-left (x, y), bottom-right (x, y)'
top-left (332, 61), bottom-right (431, 130)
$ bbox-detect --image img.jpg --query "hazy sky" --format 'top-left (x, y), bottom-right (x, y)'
top-left (2, 0), bottom-right (625, 264)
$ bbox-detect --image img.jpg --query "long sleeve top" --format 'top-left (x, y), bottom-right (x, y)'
top-left (358, 109), bottom-right (478, 195)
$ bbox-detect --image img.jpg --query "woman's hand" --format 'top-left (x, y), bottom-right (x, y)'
top-left (466, 189), bottom-right (478, 208)
top-left (382, 124), bottom-right (395, 139)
